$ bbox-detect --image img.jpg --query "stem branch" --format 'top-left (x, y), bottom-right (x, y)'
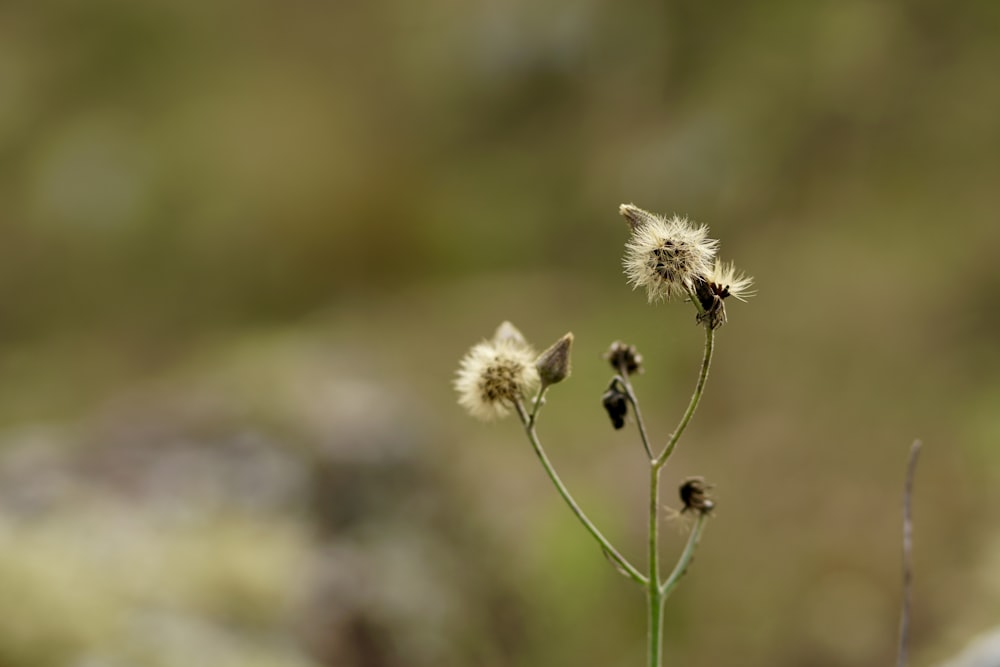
top-left (514, 399), bottom-right (647, 586)
top-left (661, 513), bottom-right (708, 598)
top-left (614, 372), bottom-right (654, 461)
top-left (656, 325), bottom-right (714, 468)
top-left (897, 439), bottom-right (922, 667)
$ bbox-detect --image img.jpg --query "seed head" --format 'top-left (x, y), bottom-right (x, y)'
top-left (694, 259), bottom-right (755, 329)
top-left (704, 259), bottom-right (754, 303)
top-left (455, 324), bottom-right (539, 421)
top-left (620, 204), bottom-right (719, 303)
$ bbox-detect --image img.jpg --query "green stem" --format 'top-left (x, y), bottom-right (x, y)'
top-left (660, 513), bottom-right (708, 598)
top-left (655, 325), bottom-right (714, 468)
top-left (647, 463), bottom-right (663, 667)
top-left (614, 373), bottom-right (654, 461)
top-left (648, 316), bottom-right (715, 666)
top-left (514, 399), bottom-right (647, 586)
top-left (527, 386), bottom-right (548, 427)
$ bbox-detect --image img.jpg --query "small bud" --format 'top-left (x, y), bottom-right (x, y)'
top-left (601, 385), bottom-right (628, 430)
top-left (679, 477), bottom-right (714, 515)
top-left (536, 332), bottom-right (573, 387)
top-left (604, 341), bottom-right (643, 376)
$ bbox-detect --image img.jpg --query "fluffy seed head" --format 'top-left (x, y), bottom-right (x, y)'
top-left (620, 204), bottom-right (719, 303)
top-left (455, 328), bottom-right (539, 421)
top-left (704, 259), bottom-right (755, 302)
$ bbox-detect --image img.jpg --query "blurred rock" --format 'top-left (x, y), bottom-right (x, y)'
top-left (939, 629), bottom-right (1000, 667)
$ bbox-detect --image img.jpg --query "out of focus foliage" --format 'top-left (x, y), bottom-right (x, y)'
top-left (1, 0), bottom-right (999, 666)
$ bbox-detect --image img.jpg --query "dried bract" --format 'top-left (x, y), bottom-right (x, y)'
top-left (619, 203), bottom-right (660, 232)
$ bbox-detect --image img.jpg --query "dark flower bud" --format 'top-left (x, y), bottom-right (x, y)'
top-left (601, 386), bottom-right (628, 430)
top-left (679, 477), bottom-right (714, 515)
top-left (604, 341), bottom-right (643, 376)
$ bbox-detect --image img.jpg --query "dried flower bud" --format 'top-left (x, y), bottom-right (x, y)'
top-left (536, 332), bottom-right (573, 387)
top-left (604, 341), bottom-right (643, 376)
top-left (679, 477), bottom-right (714, 515)
top-left (601, 385), bottom-right (628, 430)
top-left (619, 203), bottom-right (660, 232)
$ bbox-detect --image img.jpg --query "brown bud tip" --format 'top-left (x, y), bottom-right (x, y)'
top-left (619, 203), bottom-right (659, 232)
top-left (536, 333), bottom-right (573, 387)
top-left (604, 341), bottom-right (643, 376)
top-left (679, 477), bottom-right (714, 515)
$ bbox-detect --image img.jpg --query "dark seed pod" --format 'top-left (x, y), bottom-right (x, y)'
top-left (601, 386), bottom-right (628, 430)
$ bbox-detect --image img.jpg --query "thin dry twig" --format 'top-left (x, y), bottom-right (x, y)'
top-left (897, 439), bottom-right (922, 667)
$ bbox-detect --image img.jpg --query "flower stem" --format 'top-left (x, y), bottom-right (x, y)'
top-left (514, 399), bottom-right (647, 586)
top-left (655, 325), bottom-right (714, 468)
top-left (661, 513), bottom-right (708, 598)
top-left (647, 463), bottom-right (663, 667)
top-left (527, 386), bottom-right (548, 428)
top-left (897, 440), bottom-right (922, 667)
top-left (648, 321), bottom-right (714, 666)
top-left (614, 372), bottom-right (654, 461)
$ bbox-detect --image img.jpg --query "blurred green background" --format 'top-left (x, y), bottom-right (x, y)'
top-left (1, 1), bottom-right (999, 666)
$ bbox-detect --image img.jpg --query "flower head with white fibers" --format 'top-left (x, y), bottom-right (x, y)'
top-left (455, 322), bottom-right (540, 421)
top-left (620, 204), bottom-right (718, 303)
top-left (694, 259), bottom-right (755, 329)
